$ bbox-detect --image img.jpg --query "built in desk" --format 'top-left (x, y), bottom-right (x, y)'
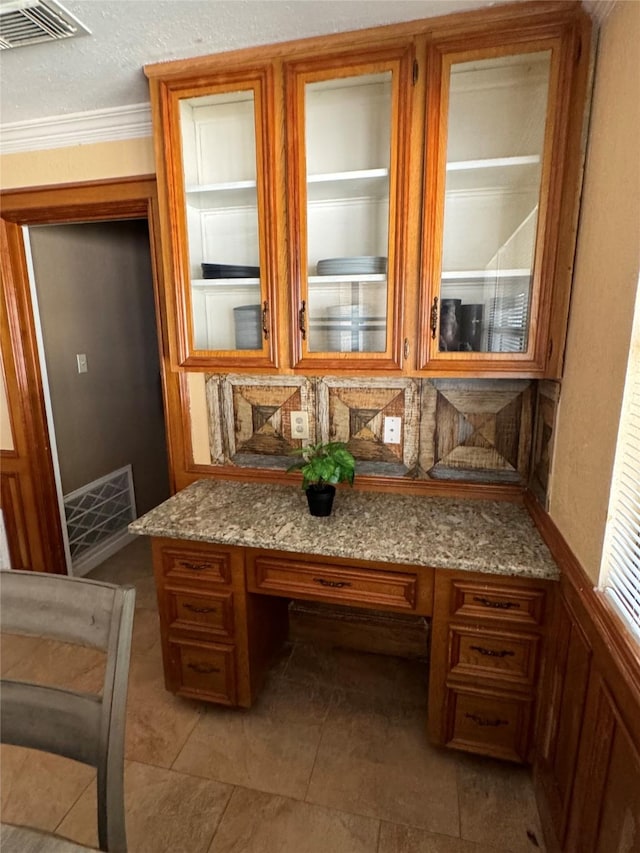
top-left (130, 480), bottom-right (559, 763)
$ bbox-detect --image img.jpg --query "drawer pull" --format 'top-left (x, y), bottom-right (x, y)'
top-left (187, 662), bottom-right (221, 674)
top-left (180, 561), bottom-right (212, 572)
top-left (184, 603), bottom-right (217, 614)
top-left (473, 596), bottom-right (520, 610)
top-left (313, 577), bottom-right (352, 589)
top-left (465, 713), bottom-right (508, 727)
top-left (469, 645), bottom-right (515, 658)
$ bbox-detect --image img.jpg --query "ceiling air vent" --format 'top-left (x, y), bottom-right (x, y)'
top-left (0, 0), bottom-right (90, 49)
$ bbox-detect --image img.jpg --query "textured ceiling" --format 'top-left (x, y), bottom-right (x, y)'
top-left (0, 0), bottom-right (527, 125)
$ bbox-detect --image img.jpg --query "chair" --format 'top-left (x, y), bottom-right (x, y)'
top-left (0, 570), bottom-right (136, 852)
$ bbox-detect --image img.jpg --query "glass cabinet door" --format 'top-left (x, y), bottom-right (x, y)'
top-left (427, 47), bottom-right (554, 363)
top-left (173, 74), bottom-right (277, 367)
top-left (286, 50), bottom-right (412, 368)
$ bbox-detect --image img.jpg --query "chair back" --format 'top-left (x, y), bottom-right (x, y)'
top-left (0, 570), bottom-right (136, 853)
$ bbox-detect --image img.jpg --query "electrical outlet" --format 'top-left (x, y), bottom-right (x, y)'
top-left (290, 411), bottom-right (309, 440)
top-left (76, 353), bottom-right (88, 374)
top-left (383, 416), bottom-right (402, 444)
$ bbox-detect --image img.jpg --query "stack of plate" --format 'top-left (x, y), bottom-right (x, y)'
top-left (316, 256), bottom-right (387, 276)
top-left (202, 262), bottom-right (260, 279)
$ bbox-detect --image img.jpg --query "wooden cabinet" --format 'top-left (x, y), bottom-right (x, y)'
top-left (246, 547), bottom-right (434, 615)
top-left (151, 538), bottom-right (287, 707)
top-left (533, 583), bottom-right (640, 852)
top-left (428, 570), bottom-right (553, 762)
top-left (146, 3), bottom-right (590, 377)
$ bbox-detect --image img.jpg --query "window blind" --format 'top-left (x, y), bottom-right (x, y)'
top-left (599, 278), bottom-right (640, 641)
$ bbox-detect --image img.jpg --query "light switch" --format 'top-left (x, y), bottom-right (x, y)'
top-left (76, 353), bottom-right (88, 374)
top-left (383, 416), bottom-right (402, 444)
top-left (290, 411), bottom-right (309, 439)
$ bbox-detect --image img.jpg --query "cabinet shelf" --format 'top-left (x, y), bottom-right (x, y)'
top-left (192, 278), bottom-right (260, 287)
top-left (442, 269), bottom-right (529, 281)
top-left (307, 168), bottom-right (389, 202)
top-left (308, 273), bottom-right (386, 285)
top-left (446, 155), bottom-right (540, 172)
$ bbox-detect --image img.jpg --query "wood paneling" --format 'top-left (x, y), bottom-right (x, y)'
top-left (0, 177), bottom-right (187, 570)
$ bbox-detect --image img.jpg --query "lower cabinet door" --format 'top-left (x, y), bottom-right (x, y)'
top-left (443, 685), bottom-right (533, 762)
top-left (168, 636), bottom-right (237, 705)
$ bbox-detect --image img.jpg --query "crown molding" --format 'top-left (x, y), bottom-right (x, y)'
top-left (0, 102), bottom-right (152, 155)
top-left (582, 0), bottom-right (617, 25)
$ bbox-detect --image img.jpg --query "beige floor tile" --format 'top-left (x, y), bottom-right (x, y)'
top-left (208, 786), bottom-right (380, 853)
top-left (57, 760), bottom-right (232, 853)
top-left (131, 575), bottom-right (160, 611)
top-left (131, 607), bottom-right (162, 658)
top-left (0, 633), bottom-right (50, 675)
top-left (306, 690), bottom-right (460, 837)
top-left (457, 755), bottom-right (546, 853)
top-left (173, 675), bottom-right (330, 799)
top-left (1, 637), bottom-right (105, 690)
top-left (0, 745), bottom-right (94, 833)
top-left (87, 537), bottom-right (154, 587)
top-left (124, 653), bottom-right (204, 767)
top-left (284, 642), bottom-right (429, 706)
top-left (379, 822), bottom-right (509, 853)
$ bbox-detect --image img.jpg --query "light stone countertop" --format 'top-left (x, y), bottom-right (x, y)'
top-left (129, 479), bottom-right (559, 581)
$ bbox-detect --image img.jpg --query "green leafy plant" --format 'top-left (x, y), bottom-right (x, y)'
top-left (287, 441), bottom-right (356, 491)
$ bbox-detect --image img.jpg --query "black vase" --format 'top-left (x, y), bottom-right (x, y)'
top-left (305, 484), bottom-right (336, 517)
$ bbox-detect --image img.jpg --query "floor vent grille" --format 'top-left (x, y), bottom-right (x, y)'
top-left (64, 465), bottom-right (136, 573)
top-left (0, 0), bottom-right (90, 50)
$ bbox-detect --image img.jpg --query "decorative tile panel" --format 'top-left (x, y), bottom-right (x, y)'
top-left (210, 374), bottom-right (316, 469)
top-left (530, 380), bottom-right (560, 507)
top-left (317, 377), bottom-right (420, 477)
top-left (419, 380), bottom-right (532, 483)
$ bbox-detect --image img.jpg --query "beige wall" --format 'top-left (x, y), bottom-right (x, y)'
top-left (29, 221), bottom-right (170, 515)
top-left (0, 137), bottom-right (155, 189)
top-left (549, 1), bottom-right (640, 583)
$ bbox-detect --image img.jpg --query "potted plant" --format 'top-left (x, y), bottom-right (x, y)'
top-left (287, 441), bottom-right (356, 517)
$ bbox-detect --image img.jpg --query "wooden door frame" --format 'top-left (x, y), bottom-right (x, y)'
top-left (0, 176), bottom-right (186, 573)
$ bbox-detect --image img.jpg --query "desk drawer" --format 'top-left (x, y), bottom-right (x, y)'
top-left (443, 685), bottom-right (533, 762)
top-left (160, 545), bottom-right (232, 586)
top-left (167, 588), bottom-right (234, 639)
top-left (248, 554), bottom-right (418, 612)
top-left (450, 580), bottom-right (546, 626)
top-left (448, 625), bottom-right (539, 690)
top-left (168, 637), bottom-right (236, 704)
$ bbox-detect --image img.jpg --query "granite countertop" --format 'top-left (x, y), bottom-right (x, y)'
top-left (129, 479), bottom-right (559, 581)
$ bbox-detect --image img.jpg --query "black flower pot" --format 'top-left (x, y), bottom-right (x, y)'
top-left (305, 484), bottom-right (336, 517)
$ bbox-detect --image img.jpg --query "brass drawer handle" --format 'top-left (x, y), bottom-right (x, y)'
top-left (184, 604), bottom-right (217, 614)
top-left (430, 296), bottom-right (439, 339)
top-left (179, 561), bottom-right (211, 572)
top-left (262, 300), bottom-right (269, 340)
top-left (298, 300), bottom-right (307, 340)
top-left (313, 577), bottom-right (352, 589)
top-left (465, 713), bottom-right (508, 727)
top-left (469, 645), bottom-right (515, 658)
top-left (473, 596), bottom-right (520, 610)
top-left (187, 662), bottom-right (221, 674)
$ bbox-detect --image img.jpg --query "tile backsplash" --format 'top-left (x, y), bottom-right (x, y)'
top-left (204, 375), bottom-right (536, 486)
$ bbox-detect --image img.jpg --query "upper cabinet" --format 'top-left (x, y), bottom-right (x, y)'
top-left (146, 2), bottom-right (590, 376)
top-left (285, 47), bottom-right (413, 370)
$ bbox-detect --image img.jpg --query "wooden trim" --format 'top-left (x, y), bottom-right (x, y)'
top-left (0, 177), bottom-right (187, 570)
top-left (144, 3), bottom-right (583, 81)
top-left (173, 463), bottom-right (526, 501)
top-left (524, 490), bottom-right (640, 702)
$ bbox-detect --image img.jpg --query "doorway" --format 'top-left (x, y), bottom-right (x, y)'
top-left (25, 219), bottom-right (170, 575)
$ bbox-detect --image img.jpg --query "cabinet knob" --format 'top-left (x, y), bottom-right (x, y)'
top-left (430, 296), bottom-right (439, 340)
top-left (469, 645), bottom-right (515, 658)
top-left (298, 300), bottom-right (307, 340)
top-left (187, 662), bottom-right (221, 675)
top-left (465, 713), bottom-right (508, 727)
top-left (313, 577), bottom-right (351, 589)
top-left (262, 300), bottom-right (269, 340)
top-left (472, 596), bottom-right (520, 610)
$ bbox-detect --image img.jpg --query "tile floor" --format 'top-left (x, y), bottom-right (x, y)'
top-left (1, 538), bottom-right (546, 853)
